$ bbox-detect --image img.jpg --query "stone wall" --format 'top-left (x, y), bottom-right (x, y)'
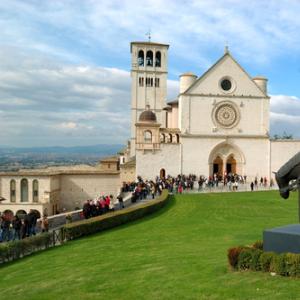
top-left (59, 173), bottom-right (121, 211)
top-left (136, 143), bottom-right (180, 179)
top-left (270, 140), bottom-right (300, 173)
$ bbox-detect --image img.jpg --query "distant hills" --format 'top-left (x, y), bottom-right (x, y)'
top-left (0, 144), bottom-right (124, 155)
top-left (0, 144), bottom-right (125, 171)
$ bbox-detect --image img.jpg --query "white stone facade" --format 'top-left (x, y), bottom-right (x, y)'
top-left (133, 43), bottom-right (300, 181)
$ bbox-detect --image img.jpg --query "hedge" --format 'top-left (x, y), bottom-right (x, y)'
top-left (0, 190), bottom-right (170, 265)
top-left (228, 241), bottom-right (300, 277)
top-left (64, 189), bottom-right (170, 240)
top-left (0, 232), bottom-right (54, 264)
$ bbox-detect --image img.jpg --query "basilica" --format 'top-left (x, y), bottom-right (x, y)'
top-left (130, 41), bottom-right (300, 181)
top-left (1, 40), bottom-right (300, 217)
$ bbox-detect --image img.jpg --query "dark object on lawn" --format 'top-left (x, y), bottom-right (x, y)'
top-left (275, 151), bottom-right (300, 200)
top-left (275, 151), bottom-right (300, 222)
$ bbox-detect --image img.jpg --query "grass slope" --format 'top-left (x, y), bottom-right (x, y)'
top-left (0, 191), bottom-right (299, 300)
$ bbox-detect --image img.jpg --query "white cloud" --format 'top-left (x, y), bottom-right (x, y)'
top-left (0, 1), bottom-right (300, 145)
top-left (59, 122), bottom-right (78, 129)
top-left (270, 95), bottom-right (300, 138)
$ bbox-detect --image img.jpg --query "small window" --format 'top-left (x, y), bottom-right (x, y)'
top-left (138, 50), bottom-right (144, 66)
top-left (146, 50), bottom-right (153, 66)
top-left (139, 77), bottom-right (144, 87)
top-left (155, 78), bottom-right (160, 87)
top-left (146, 77), bottom-right (153, 87)
top-left (33, 179), bottom-right (39, 203)
top-left (10, 179), bottom-right (16, 203)
top-left (21, 178), bottom-right (28, 202)
top-left (155, 51), bottom-right (161, 67)
top-left (144, 130), bottom-right (152, 143)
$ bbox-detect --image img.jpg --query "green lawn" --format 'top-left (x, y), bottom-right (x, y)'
top-left (0, 191), bottom-right (299, 300)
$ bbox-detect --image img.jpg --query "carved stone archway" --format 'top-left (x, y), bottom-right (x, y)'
top-left (208, 142), bottom-right (245, 177)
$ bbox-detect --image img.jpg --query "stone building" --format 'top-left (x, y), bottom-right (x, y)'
top-left (0, 163), bottom-right (121, 217)
top-left (131, 41), bottom-right (300, 180)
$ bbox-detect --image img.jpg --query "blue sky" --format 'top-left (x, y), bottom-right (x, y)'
top-left (0, 0), bottom-right (300, 146)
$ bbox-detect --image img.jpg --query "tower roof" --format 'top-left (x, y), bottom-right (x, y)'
top-left (139, 108), bottom-right (157, 122)
top-left (130, 41), bottom-right (169, 52)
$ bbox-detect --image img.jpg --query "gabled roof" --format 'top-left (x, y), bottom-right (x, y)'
top-left (183, 50), bottom-right (267, 97)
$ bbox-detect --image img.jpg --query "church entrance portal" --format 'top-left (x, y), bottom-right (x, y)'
top-left (226, 156), bottom-right (236, 174)
top-left (213, 156), bottom-right (223, 175)
top-left (208, 143), bottom-right (245, 177)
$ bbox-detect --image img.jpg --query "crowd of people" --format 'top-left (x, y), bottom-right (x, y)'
top-left (0, 210), bottom-right (49, 243)
top-left (123, 173), bottom-right (276, 196)
top-left (82, 195), bottom-right (114, 219)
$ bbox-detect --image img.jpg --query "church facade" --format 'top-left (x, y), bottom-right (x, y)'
top-left (131, 41), bottom-right (300, 181)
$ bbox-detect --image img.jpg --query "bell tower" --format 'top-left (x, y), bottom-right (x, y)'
top-left (130, 41), bottom-right (169, 156)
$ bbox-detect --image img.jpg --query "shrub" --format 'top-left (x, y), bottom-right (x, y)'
top-left (253, 240), bottom-right (263, 250)
top-left (285, 253), bottom-right (300, 277)
top-left (64, 190), bottom-right (170, 241)
top-left (238, 248), bottom-right (253, 270)
top-left (259, 252), bottom-right (276, 272)
top-left (270, 253), bottom-right (287, 276)
top-left (250, 248), bottom-right (263, 271)
top-left (0, 232), bottom-right (53, 264)
top-left (228, 247), bottom-right (244, 269)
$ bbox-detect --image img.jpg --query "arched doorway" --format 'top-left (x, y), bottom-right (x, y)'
top-left (160, 168), bottom-right (166, 179)
top-left (208, 142), bottom-right (245, 177)
top-left (31, 209), bottom-right (41, 219)
top-left (213, 156), bottom-right (223, 175)
top-left (16, 210), bottom-right (27, 219)
top-left (226, 155), bottom-right (237, 174)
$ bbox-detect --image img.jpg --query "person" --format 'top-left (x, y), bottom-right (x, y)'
top-left (83, 200), bottom-right (90, 219)
top-left (151, 184), bottom-right (155, 199)
top-left (117, 194), bottom-right (124, 209)
top-left (1, 215), bottom-right (11, 242)
top-left (250, 181), bottom-right (254, 191)
top-left (178, 183), bottom-right (183, 194)
top-left (12, 215), bottom-right (22, 240)
top-left (28, 210), bottom-right (37, 236)
top-left (41, 215), bottom-right (49, 233)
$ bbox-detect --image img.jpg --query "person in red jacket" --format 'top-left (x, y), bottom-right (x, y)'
top-left (105, 196), bottom-right (110, 212)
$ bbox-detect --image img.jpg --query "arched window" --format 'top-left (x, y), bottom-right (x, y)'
top-left (160, 133), bottom-right (165, 143)
top-left (138, 50), bottom-right (144, 66)
top-left (33, 179), bottom-right (39, 203)
top-left (20, 178), bottom-right (28, 202)
top-left (176, 134), bottom-right (180, 143)
top-left (146, 50), bottom-right (153, 66)
top-left (10, 179), bottom-right (16, 202)
top-left (155, 51), bottom-right (161, 67)
top-left (144, 130), bottom-right (152, 143)
top-left (16, 210), bottom-right (27, 219)
top-left (168, 133), bottom-right (172, 143)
